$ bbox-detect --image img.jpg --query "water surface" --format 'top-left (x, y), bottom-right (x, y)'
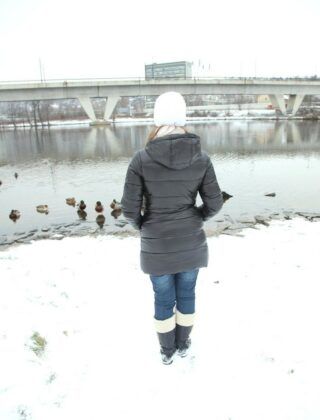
top-left (0, 121), bottom-right (320, 237)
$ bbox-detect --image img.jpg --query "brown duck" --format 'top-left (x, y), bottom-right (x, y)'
top-left (78, 200), bottom-right (86, 211)
top-left (36, 205), bottom-right (49, 214)
top-left (110, 199), bottom-right (122, 210)
top-left (66, 197), bottom-right (76, 206)
top-left (9, 210), bottom-right (21, 221)
top-left (95, 201), bottom-right (104, 213)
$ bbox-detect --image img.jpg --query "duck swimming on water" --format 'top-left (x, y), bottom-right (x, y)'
top-left (66, 197), bottom-right (76, 206)
top-left (36, 205), bottom-right (49, 214)
top-left (9, 210), bottom-right (20, 221)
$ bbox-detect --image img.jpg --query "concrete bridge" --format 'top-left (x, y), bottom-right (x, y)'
top-left (1, 78), bottom-right (320, 123)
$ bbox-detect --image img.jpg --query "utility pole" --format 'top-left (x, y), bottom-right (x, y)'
top-left (39, 58), bottom-right (46, 82)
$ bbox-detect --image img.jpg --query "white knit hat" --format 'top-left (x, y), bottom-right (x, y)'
top-left (153, 91), bottom-right (186, 127)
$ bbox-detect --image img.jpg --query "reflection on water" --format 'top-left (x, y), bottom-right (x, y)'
top-left (0, 121), bottom-right (320, 237)
top-left (0, 125), bottom-right (148, 164)
top-left (1, 121), bottom-right (320, 164)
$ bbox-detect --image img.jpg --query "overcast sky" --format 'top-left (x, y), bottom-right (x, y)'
top-left (0, 0), bottom-right (319, 81)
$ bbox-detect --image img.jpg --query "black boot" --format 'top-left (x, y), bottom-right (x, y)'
top-left (157, 329), bottom-right (176, 365)
top-left (176, 325), bottom-right (193, 357)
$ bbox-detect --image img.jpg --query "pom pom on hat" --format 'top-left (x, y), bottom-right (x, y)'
top-left (153, 91), bottom-right (186, 127)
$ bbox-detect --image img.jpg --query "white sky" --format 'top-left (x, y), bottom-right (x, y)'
top-left (0, 0), bottom-right (319, 81)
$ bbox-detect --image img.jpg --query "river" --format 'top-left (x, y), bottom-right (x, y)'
top-left (0, 120), bottom-right (320, 241)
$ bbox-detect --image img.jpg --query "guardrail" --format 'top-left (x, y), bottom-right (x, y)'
top-left (0, 76), bottom-right (319, 84)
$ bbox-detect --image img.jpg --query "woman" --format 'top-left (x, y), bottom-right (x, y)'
top-left (121, 92), bottom-right (223, 364)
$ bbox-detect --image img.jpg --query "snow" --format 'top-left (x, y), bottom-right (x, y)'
top-left (0, 109), bottom-right (300, 130)
top-left (1, 218), bottom-right (320, 420)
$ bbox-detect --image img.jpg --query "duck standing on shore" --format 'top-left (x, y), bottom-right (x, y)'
top-left (95, 201), bottom-right (104, 213)
top-left (110, 199), bottom-right (122, 210)
top-left (78, 200), bottom-right (86, 211)
top-left (222, 191), bottom-right (233, 202)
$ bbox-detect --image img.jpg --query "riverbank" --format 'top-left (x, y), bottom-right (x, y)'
top-left (1, 107), bottom-right (320, 130)
top-left (0, 217), bottom-right (319, 420)
top-left (1, 210), bottom-right (320, 250)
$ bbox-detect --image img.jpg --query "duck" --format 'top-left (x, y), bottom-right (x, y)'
top-left (9, 210), bottom-right (21, 221)
top-left (222, 191), bottom-right (233, 202)
top-left (95, 201), bottom-right (104, 213)
top-left (96, 214), bottom-right (105, 228)
top-left (77, 200), bottom-right (86, 211)
top-left (110, 199), bottom-right (122, 210)
top-left (36, 205), bottom-right (49, 214)
top-left (14, 172), bottom-right (18, 179)
top-left (0, 180), bottom-right (2, 186)
top-left (66, 197), bottom-right (76, 206)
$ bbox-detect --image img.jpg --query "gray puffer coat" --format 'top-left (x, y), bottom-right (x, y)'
top-left (121, 132), bottom-right (223, 276)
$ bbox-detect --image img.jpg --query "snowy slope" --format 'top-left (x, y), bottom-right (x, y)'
top-left (0, 218), bottom-right (320, 420)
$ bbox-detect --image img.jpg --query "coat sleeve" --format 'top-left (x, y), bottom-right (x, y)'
top-left (121, 151), bottom-right (144, 230)
top-left (196, 157), bottom-right (223, 221)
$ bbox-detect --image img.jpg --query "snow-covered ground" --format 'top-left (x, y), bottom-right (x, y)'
top-left (1, 218), bottom-right (319, 420)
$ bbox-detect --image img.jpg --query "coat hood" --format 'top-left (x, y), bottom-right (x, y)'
top-left (145, 133), bottom-right (202, 170)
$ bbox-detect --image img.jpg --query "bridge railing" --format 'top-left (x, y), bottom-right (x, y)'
top-left (0, 76), bottom-right (319, 84)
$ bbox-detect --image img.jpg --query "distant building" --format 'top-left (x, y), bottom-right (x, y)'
top-left (145, 61), bottom-right (193, 80)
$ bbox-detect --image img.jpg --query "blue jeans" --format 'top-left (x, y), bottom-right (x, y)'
top-left (150, 269), bottom-right (199, 321)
